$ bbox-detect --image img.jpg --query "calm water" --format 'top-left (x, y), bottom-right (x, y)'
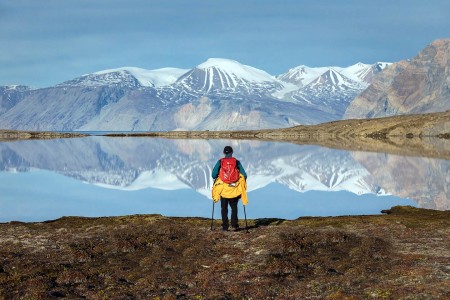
top-left (1, 136), bottom-right (449, 222)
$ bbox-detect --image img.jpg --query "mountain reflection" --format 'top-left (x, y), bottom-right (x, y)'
top-left (0, 137), bottom-right (448, 215)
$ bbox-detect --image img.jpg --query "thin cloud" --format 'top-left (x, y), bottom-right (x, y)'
top-left (0, 0), bottom-right (448, 87)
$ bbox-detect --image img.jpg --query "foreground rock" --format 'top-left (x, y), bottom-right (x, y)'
top-left (1, 206), bottom-right (449, 299)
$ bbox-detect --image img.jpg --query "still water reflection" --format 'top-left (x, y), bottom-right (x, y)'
top-left (0, 137), bottom-right (448, 222)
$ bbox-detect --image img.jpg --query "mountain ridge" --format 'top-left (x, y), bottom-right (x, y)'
top-left (2, 39), bottom-right (448, 132)
top-left (0, 57), bottom-right (382, 131)
top-left (21, 45), bottom-right (450, 131)
top-left (344, 39), bottom-right (450, 119)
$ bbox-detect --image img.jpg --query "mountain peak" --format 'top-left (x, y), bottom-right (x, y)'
top-left (57, 68), bottom-right (142, 88)
top-left (176, 58), bottom-right (280, 93)
top-left (355, 62), bottom-right (369, 68)
top-left (92, 67), bottom-right (189, 87)
top-left (307, 68), bottom-right (359, 88)
top-left (340, 62), bottom-right (390, 85)
top-left (276, 65), bottom-right (329, 87)
top-left (194, 58), bottom-right (275, 82)
top-left (197, 58), bottom-right (241, 69)
top-left (58, 67), bottom-right (188, 88)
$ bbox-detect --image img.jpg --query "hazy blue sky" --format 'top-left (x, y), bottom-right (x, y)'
top-left (1, 0), bottom-right (449, 87)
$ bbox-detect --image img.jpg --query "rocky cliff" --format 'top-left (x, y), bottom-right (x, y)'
top-left (344, 39), bottom-right (450, 119)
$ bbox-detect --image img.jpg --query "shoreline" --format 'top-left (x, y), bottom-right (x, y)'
top-left (1, 206), bottom-right (449, 298)
top-left (1, 110), bottom-right (449, 159)
top-left (2, 111), bottom-right (449, 141)
top-left (0, 205), bottom-right (419, 225)
top-left (0, 130), bottom-right (87, 141)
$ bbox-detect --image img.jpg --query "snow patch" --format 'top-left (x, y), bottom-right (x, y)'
top-left (93, 67), bottom-right (189, 87)
top-left (196, 58), bottom-right (277, 83)
top-left (277, 65), bottom-right (333, 87)
top-left (271, 82), bottom-right (300, 100)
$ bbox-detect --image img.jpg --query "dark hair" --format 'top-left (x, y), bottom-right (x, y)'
top-left (223, 146), bottom-right (233, 154)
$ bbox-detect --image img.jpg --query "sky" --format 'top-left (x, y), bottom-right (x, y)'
top-left (1, 0), bottom-right (449, 87)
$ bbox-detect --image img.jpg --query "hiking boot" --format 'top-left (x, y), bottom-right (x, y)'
top-left (231, 226), bottom-right (239, 232)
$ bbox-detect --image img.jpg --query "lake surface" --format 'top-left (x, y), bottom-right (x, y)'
top-left (1, 136), bottom-right (449, 222)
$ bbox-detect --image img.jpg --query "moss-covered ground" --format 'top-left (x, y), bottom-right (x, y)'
top-left (0, 206), bottom-right (449, 299)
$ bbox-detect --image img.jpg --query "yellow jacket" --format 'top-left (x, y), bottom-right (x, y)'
top-left (212, 173), bottom-right (248, 205)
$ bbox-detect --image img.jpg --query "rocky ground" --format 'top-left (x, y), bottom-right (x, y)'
top-left (0, 206), bottom-right (449, 299)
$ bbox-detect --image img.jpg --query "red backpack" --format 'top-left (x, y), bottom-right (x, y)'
top-left (219, 157), bottom-right (239, 184)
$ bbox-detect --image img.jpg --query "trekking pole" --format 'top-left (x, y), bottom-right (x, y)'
top-left (210, 201), bottom-right (215, 230)
top-left (243, 204), bottom-right (249, 233)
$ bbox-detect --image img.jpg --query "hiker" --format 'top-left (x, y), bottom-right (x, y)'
top-left (211, 146), bottom-right (248, 231)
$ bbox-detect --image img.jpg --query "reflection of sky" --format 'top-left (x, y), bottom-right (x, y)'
top-left (248, 183), bottom-right (414, 219)
top-left (0, 169), bottom-right (415, 223)
top-left (0, 170), bottom-right (207, 222)
top-left (1, 137), bottom-right (448, 222)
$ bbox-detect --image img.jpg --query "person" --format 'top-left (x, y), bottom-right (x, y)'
top-left (211, 146), bottom-right (247, 231)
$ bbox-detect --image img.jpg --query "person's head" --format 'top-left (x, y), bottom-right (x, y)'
top-left (223, 146), bottom-right (233, 155)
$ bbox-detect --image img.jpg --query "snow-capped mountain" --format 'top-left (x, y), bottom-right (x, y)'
top-left (71, 59), bottom-right (336, 131)
top-left (280, 69), bottom-right (366, 119)
top-left (58, 67), bottom-right (189, 88)
top-left (175, 58), bottom-right (284, 95)
top-left (305, 68), bottom-right (364, 91)
top-left (58, 69), bottom-right (143, 88)
top-left (341, 62), bottom-right (391, 85)
top-left (0, 58), bottom-right (390, 131)
top-left (276, 65), bottom-right (329, 88)
top-left (273, 63), bottom-right (391, 119)
top-left (276, 62), bottom-right (390, 89)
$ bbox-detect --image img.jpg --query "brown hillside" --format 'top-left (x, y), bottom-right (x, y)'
top-left (345, 38), bottom-right (450, 119)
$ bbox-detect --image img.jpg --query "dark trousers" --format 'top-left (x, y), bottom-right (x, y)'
top-left (220, 196), bottom-right (240, 229)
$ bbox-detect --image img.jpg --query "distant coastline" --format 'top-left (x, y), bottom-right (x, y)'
top-left (1, 110), bottom-right (449, 159)
top-left (0, 130), bottom-right (87, 141)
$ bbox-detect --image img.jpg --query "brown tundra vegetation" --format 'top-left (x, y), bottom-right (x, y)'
top-left (0, 206), bottom-right (449, 299)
